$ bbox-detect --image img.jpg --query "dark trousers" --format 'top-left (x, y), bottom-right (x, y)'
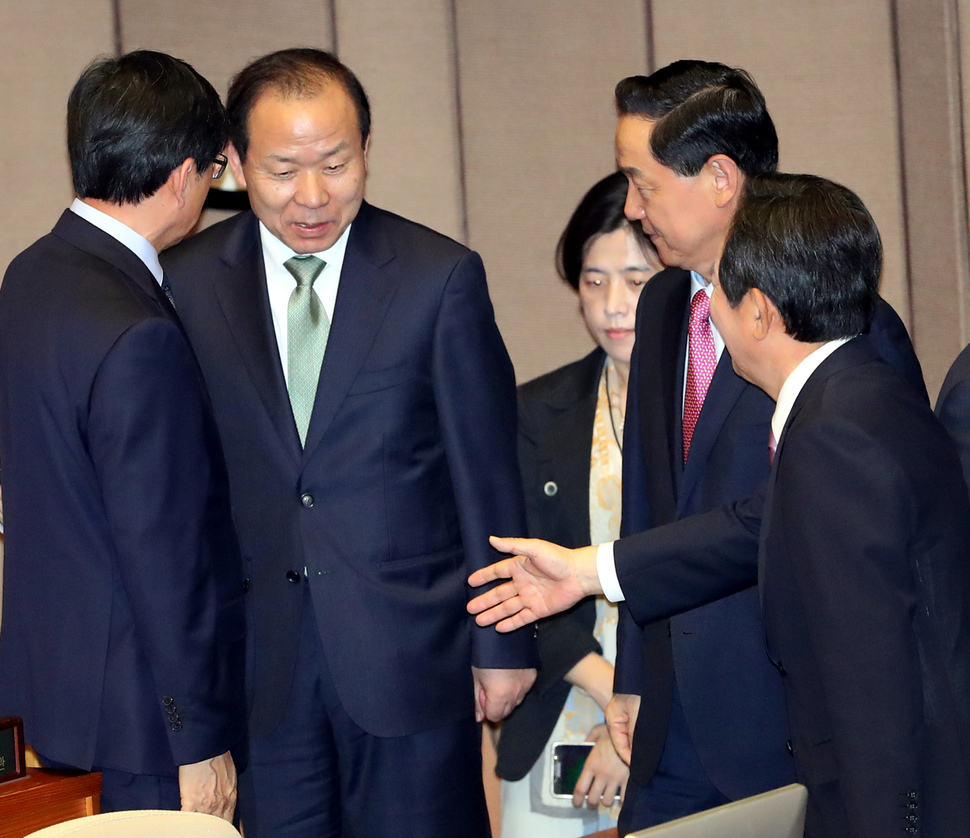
top-left (618, 682), bottom-right (730, 834)
top-left (238, 592), bottom-right (490, 838)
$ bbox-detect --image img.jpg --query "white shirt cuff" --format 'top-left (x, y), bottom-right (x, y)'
top-left (597, 541), bottom-right (624, 602)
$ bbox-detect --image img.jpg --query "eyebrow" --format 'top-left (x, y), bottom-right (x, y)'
top-left (266, 141), bottom-right (350, 164)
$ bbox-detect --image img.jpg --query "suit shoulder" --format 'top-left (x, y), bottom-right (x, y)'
top-left (938, 342), bottom-right (970, 408)
top-left (360, 203), bottom-right (472, 262)
top-left (640, 266), bottom-right (691, 299)
top-left (518, 349), bottom-right (604, 411)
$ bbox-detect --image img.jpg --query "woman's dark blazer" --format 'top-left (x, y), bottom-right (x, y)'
top-left (496, 348), bottom-right (609, 780)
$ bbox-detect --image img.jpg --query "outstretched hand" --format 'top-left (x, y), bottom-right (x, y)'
top-left (466, 537), bottom-right (602, 632)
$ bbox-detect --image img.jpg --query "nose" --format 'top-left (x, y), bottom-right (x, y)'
top-left (624, 181), bottom-right (644, 221)
top-left (295, 172), bottom-right (329, 209)
top-left (605, 279), bottom-right (629, 317)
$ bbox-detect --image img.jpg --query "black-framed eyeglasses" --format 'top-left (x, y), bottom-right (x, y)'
top-left (210, 154), bottom-right (228, 180)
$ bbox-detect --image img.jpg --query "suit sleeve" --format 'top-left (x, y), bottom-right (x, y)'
top-left (432, 250), bottom-right (538, 669)
top-left (614, 486), bottom-right (763, 627)
top-left (776, 418), bottom-right (923, 835)
top-left (935, 368), bottom-right (970, 491)
top-left (87, 318), bottom-right (243, 766)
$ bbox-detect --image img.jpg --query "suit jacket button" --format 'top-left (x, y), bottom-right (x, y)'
top-left (286, 570), bottom-right (302, 583)
top-left (242, 577), bottom-right (250, 592)
top-left (300, 492), bottom-right (314, 508)
top-left (787, 739), bottom-right (794, 755)
top-left (543, 481), bottom-right (558, 497)
top-left (171, 721), bottom-right (183, 731)
top-left (162, 696), bottom-right (174, 707)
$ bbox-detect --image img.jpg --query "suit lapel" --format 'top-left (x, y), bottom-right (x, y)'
top-left (212, 213), bottom-right (301, 457)
top-left (302, 203), bottom-right (402, 457)
top-left (635, 269), bottom-right (690, 523)
top-left (659, 274), bottom-right (690, 498)
top-left (543, 350), bottom-right (604, 547)
top-left (758, 337), bottom-right (878, 611)
top-left (678, 353), bottom-right (749, 513)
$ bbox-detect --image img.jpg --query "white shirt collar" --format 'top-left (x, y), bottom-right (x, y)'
top-left (258, 220), bottom-right (352, 281)
top-left (69, 198), bottom-right (163, 285)
top-left (771, 338), bottom-right (852, 443)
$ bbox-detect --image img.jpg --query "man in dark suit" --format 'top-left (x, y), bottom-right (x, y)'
top-left (162, 49), bottom-right (536, 837)
top-left (470, 173), bottom-right (970, 836)
top-left (0, 51), bottom-right (245, 816)
top-left (597, 61), bottom-right (925, 833)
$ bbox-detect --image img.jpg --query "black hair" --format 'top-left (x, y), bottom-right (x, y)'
top-left (615, 60), bottom-right (778, 177)
top-left (227, 48), bottom-right (371, 162)
top-left (67, 50), bottom-right (227, 204)
top-left (719, 173), bottom-right (881, 342)
top-left (556, 171), bottom-right (653, 290)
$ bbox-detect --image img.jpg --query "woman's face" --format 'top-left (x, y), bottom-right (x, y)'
top-left (578, 226), bottom-right (662, 365)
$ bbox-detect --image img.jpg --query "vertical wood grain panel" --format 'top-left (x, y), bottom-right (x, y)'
top-left (335, 0), bottom-right (464, 240)
top-left (456, 1), bottom-right (649, 383)
top-left (0, 0), bottom-right (115, 275)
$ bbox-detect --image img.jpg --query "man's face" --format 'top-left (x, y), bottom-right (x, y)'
top-left (229, 84), bottom-right (369, 253)
top-left (615, 116), bottom-right (729, 278)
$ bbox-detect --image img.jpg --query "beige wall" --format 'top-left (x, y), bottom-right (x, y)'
top-left (1, 0), bottom-right (968, 393)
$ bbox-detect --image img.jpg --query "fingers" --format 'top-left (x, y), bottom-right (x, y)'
top-left (466, 580), bottom-right (517, 615)
top-left (488, 534), bottom-right (532, 555)
top-left (473, 667), bottom-right (537, 722)
top-left (467, 557), bottom-right (515, 589)
top-left (571, 740), bottom-right (627, 811)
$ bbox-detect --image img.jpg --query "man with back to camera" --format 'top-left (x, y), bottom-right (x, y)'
top-left (0, 51), bottom-right (246, 816)
top-left (469, 172), bottom-right (970, 836)
top-left (566, 60), bottom-right (926, 833)
top-left (161, 48), bottom-right (537, 837)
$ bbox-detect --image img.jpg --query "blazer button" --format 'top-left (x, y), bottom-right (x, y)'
top-left (286, 570), bottom-right (302, 583)
top-left (171, 721), bottom-right (183, 732)
top-left (543, 481), bottom-right (558, 497)
top-left (242, 577), bottom-right (250, 593)
top-left (300, 492), bottom-right (314, 508)
top-left (162, 696), bottom-right (174, 707)
top-left (787, 739), bottom-right (794, 755)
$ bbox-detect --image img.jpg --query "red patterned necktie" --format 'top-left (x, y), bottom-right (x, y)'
top-left (683, 289), bottom-right (717, 464)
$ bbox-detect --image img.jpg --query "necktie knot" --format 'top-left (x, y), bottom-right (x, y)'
top-left (689, 286), bottom-right (711, 325)
top-left (284, 254), bottom-right (325, 287)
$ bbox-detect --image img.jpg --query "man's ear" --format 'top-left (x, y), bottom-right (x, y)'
top-left (708, 155), bottom-right (741, 209)
top-left (168, 158), bottom-right (196, 208)
top-left (748, 287), bottom-right (781, 341)
top-left (226, 142), bottom-right (247, 189)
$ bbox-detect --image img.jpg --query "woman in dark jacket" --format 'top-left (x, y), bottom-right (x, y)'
top-left (497, 172), bottom-right (662, 836)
